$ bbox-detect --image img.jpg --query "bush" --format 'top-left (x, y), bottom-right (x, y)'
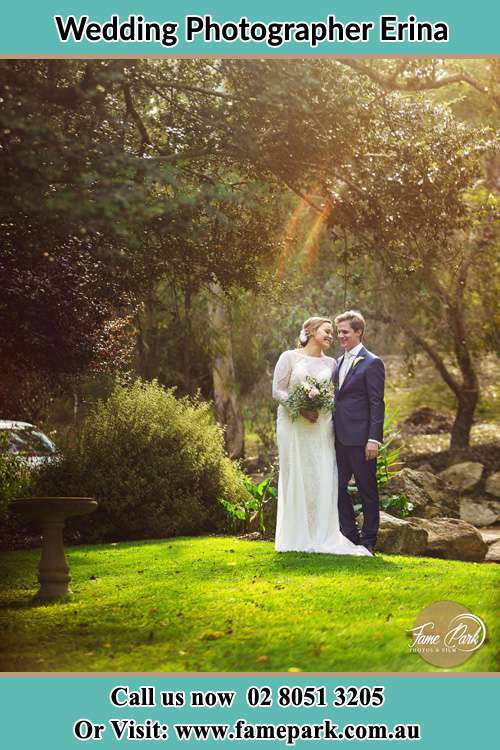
top-left (380, 492), bottom-right (413, 518)
top-left (31, 380), bottom-right (251, 541)
top-left (0, 433), bottom-right (32, 521)
top-left (219, 476), bottom-right (277, 535)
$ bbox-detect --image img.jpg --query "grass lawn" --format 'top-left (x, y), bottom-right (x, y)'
top-left (0, 536), bottom-right (498, 672)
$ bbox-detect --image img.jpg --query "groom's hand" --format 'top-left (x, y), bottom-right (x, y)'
top-left (365, 441), bottom-right (379, 460)
top-left (300, 409), bottom-right (319, 423)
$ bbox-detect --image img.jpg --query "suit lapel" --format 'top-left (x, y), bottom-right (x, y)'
top-left (340, 346), bottom-right (368, 390)
top-left (335, 354), bottom-right (344, 387)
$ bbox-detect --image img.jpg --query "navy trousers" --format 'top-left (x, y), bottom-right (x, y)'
top-left (336, 440), bottom-right (379, 547)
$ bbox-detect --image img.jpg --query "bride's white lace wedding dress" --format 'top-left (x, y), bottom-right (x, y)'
top-left (272, 349), bottom-right (371, 556)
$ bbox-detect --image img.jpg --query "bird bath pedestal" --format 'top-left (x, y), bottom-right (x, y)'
top-left (11, 497), bottom-right (98, 600)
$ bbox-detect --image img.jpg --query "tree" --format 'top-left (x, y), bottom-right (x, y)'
top-left (0, 60), bottom-right (280, 427)
top-left (0, 235), bottom-right (135, 417)
top-left (223, 61), bottom-right (498, 451)
top-left (0, 61), bottom-right (146, 411)
top-left (3, 59), bottom-right (497, 454)
top-left (208, 283), bottom-right (244, 458)
top-left (338, 59), bottom-right (500, 112)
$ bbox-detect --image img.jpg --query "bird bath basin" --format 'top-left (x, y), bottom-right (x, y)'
top-left (11, 497), bottom-right (97, 600)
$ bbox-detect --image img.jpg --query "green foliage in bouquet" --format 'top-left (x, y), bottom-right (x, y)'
top-left (286, 376), bottom-right (335, 420)
top-left (31, 379), bottom-right (252, 541)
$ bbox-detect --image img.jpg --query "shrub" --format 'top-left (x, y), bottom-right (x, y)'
top-left (219, 476), bottom-right (277, 535)
top-left (0, 433), bottom-right (32, 521)
top-left (31, 379), bottom-right (251, 541)
top-left (381, 492), bottom-right (413, 518)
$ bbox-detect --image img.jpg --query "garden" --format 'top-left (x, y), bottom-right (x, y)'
top-left (1, 59), bottom-right (499, 672)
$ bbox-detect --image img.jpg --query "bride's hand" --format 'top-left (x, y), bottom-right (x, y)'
top-left (300, 408), bottom-right (319, 423)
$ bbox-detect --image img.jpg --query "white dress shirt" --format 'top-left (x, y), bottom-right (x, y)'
top-left (338, 342), bottom-right (364, 387)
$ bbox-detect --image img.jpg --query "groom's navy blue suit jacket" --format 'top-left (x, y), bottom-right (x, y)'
top-left (334, 346), bottom-right (385, 446)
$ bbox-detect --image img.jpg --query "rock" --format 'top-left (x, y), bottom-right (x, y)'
top-left (439, 462), bottom-right (484, 493)
top-left (485, 472), bottom-right (500, 498)
top-left (480, 527), bottom-right (500, 546)
top-left (460, 497), bottom-right (500, 527)
top-left (385, 468), bottom-right (459, 519)
top-left (375, 511), bottom-right (428, 555)
top-left (409, 517), bottom-right (487, 562)
top-left (485, 540), bottom-right (500, 563)
top-left (417, 463), bottom-right (434, 473)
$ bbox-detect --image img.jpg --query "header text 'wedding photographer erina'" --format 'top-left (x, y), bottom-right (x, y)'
top-left (53, 14), bottom-right (449, 49)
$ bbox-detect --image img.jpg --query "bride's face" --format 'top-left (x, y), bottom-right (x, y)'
top-left (312, 322), bottom-right (334, 350)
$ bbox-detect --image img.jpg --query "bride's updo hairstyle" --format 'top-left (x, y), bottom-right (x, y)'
top-left (299, 316), bottom-right (333, 347)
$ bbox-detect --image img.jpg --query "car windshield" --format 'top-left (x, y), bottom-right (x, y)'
top-left (1, 427), bottom-right (56, 455)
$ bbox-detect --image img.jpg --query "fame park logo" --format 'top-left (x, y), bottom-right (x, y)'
top-left (407, 600), bottom-right (487, 667)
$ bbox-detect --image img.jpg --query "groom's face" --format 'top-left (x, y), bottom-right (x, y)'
top-left (336, 321), bottom-right (362, 350)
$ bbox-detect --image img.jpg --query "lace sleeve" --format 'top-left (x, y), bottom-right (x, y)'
top-left (272, 351), bottom-right (293, 404)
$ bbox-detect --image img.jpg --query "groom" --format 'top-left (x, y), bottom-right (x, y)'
top-left (333, 310), bottom-right (385, 554)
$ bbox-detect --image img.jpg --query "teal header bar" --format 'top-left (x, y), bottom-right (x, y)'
top-left (0, 675), bottom-right (497, 748)
top-left (1, 1), bottom-right (499, 56)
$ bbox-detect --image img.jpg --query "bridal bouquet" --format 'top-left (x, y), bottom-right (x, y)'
top-left (286, 376), bottom-right (335, 421)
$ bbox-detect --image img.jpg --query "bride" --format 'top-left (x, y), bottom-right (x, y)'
top-left (272, 316), bottom-right (371, 556)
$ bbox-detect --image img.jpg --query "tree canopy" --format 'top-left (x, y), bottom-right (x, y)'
top-left (1, 59), bottom-right (498, 449)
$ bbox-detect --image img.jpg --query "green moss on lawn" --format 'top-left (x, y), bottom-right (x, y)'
top-left (0, 536), bottom-right (498, 672)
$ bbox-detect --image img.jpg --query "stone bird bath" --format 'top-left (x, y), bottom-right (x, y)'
top-left (11, 497), bottom-right (98, 600)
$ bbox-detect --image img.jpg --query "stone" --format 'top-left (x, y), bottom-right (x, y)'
top-left (417, 463), bottom-right (434, 473)
top-left (375, 511), bottom-right (429, 556)
top-left (439, 462), bottom-right (484, 493)
top-left (459, 497), bottom-right (500, 527)
top-left (384, 468), bottom-right (459, 519)
top-left (10, 497), bottom-right (98, 599)
top-left (409, 517), bottom-right (487, 562)
top-left (480, 527), bottom-right (500, 546)
top-left (485, 472), bottom-right (500, 498)
top-left (485, 540), bottom-right (500, 563)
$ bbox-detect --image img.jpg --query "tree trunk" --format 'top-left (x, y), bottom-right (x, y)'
top-left (135, 294), bottom-right (158, 380)
top-left (182, 286), bottom-right (193, 394)
top-left (450, 387), bottom-right (479, 453)
top-left (413, 241), bottom-right (483, 454)
top-left (445, 242), bottom-right (481, 454)
top-left (374, 287), bottom-right (479, 454)
top-left (72, 388), bottom-right (79, 426)
top-left (208, 283), bottom-right (244, 459)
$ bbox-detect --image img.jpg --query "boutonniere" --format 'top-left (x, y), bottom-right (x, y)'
top-left (352, 356), bottom-right (365, 369)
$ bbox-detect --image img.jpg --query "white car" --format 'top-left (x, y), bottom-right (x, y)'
top-left (0, 420), bottom-right (58, 468)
